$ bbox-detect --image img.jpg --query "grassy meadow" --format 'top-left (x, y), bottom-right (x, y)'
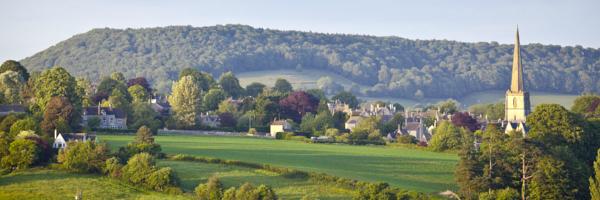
top-left (100, 135), bottom-right (458, 193)
top-left (0, 168), bottom-right (189, 200)
top-left (158, 160), bottom-right (353, 199)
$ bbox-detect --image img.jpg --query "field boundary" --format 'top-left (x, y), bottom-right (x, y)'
top-left (165, 154), bottom-right (431, 197)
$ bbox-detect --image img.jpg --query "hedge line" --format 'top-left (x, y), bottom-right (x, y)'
top-left (166, 154), bottom-right (431, 198)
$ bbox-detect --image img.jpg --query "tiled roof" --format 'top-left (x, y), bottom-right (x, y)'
top-left (83, 107), bottom-right (127, 118)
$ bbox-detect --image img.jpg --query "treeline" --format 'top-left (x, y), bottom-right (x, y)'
top-left (20, 24), bottom-right (600, 98)
top-left (427, 94), bottom-right (600, 199)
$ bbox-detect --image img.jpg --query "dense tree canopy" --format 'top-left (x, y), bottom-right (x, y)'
top-left (168, 76), bottom-right (202, 129)
top-left (32, 67), bottom-right (81, 113)
top-left (0, 60), bottom-right (29, 81)
top-left (19, 25), bottom-right (600, 97)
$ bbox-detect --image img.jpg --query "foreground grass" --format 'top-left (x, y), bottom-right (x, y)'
top-left (101, 135), bottom-right (458, 193)
top-left (0, 168), bottom-right (189, 200)
top-left (158, 160), bottom-right (353, 199)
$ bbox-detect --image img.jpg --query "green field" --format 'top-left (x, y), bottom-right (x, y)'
top-left (158, 160), bottom-right (353, 199)
top-left (100, 135), bottom-right (458, 194)
top-left (237, 69), bottom-right (579, 108)
top-left (0, 169), bottom-right (189, 200)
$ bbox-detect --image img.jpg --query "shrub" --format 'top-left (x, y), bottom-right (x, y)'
top-left (147, 167), bottom-right (179, 192)
top-left (397, 135), bottom-right (418, 144)
top-left (194, 176), bottom-right (223, 200)
top-left (121, 153), bottom-right (180, 192)
top-left (236, 182), bottom-right (258, 200)
top-left (104, 157), bottom-right (122, 178)
top-left (255, 184), bottom-right (277, 200)
top-left (0, 138), bottom-right (38, 170)
top-left (248, 128), bottom-right (257, 135)
top-left (57, 141), bottom-right (109, 173)
top-left (222, 187), bottom-right (237, 200)
top-left (478, 187), bottom-right (519, 200)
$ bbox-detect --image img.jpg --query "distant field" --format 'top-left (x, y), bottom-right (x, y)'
top-left (0, 169), bottom-right (189, 200)
top-left (237, 69), bottom-right (367, 90)
top-left (158, 160), bottom-right (353, 199)
top-left (100, 135), bottom-right (458, 193)
top-left (237, 69), bottom-right (579, 108)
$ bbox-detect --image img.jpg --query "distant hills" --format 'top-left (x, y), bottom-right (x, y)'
top-left (20, 24), bottom-right (600, 98)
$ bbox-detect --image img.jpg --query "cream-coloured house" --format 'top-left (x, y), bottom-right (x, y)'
top-left (270, 120), bottom-right (291, 137)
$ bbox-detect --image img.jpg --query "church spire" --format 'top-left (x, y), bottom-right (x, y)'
top-left (510, 27), bottom-right (524, 92)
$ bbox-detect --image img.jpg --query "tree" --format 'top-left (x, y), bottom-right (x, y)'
top-left (437, 99), bottom-right (459, 114)
top-left (381, 113), bottom-right (404, 135)
top-left (332, 111), bottom-right (348, 130)
top-left (76, 78), bottom-right (93, 107)
top-left (219, 72), bottom-right (244, 98)
top-left (179, 68), bottom-right (214, 91)
top-left (127, 77), bottom-right (152, 92)
top-left (279, 91), bottom-right (319, 122)
top-left (254, 96), bottom-right (279, 126)
top-left (429, 121), bottom-right (468, 152)
top-left (273, 78), bottom-right (293, 94)
top-left (246, 82), bottom-right (266, 97)
top-left (0, 60), bottom-right (29, 81)
top-left (169, 76), bottom-right (203, 129)
top-left (194, 176), bottom-right (223, 200)
top-left (33, 67), bottom-right (81, 112)
top-left (590, 149), bottom-right (600, 200)
top-left (528, 156), bottom-right (576, 200)
top-left (0, 71), bottom-right (25, 104)
top-left (9, 117), bottom-right (39, 138)
top-left (128, 85), bottom-right (149, 102)
top-left (0, 114), bottom-right (20, 133)
top-left (218, 112), bottom-right (237, 128)
top-left (217, 99), bottom-right (238, 114)
top-left (331, 91), bottom-right (359, 108)
top-left (95, 76), bottom-right (129, 103)
top-left (451, 112), bottom-right (480, 132)
top-left (40, 96), bottom-right (79, 136)
top-left (1, 138), bottom-right (38, 170)
top-left (571, 94), bottom-right (600, 117)
top-left (203, 88), bottom-right (227, 111)
top-left (121, 152), bottom-right (156, 185)
top-left (57, 141), bottom-right (109, 173)
top-left (106, 88), bottom-right (131, 115)
top-left (129, 102), bottom-right (162, 132)
top-left (111, 72), bottom-right (126, 83)
top-left (119, 125), bottom-right (162, 158)
top-left (255, 184), bottom-right (277, 200)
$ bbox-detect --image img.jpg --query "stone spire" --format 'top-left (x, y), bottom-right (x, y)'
top-left (510, 27), bottom-right (524, 92)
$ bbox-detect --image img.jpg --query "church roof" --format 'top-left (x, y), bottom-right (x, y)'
top-left (510, 27), bottom-right (524, 93)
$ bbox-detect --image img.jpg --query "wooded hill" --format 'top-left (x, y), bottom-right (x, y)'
top-left (20, 24), bottom-right (600, 98)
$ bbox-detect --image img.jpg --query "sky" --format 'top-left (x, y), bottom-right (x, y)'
top-left (1, 0), bottom-right (599, 61)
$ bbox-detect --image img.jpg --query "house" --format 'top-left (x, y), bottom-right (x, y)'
top-left (149, 98), bottom-right (171, 116)
top-left (52, 130), bottom-right (96, 149)
top-left (82, 105), bottom-right (127, 129)
top-left (270, 120), bottom-right (292, 137)
top-left (358, 104), bottom-right (398, 122)
top-left (327, 100), bottom-right (353, 116)
top-left (0, 104), bottom-right (25, 116)
top-left (200, 113), bottom-right (221, 128)
top-left (344, 116), bottom-right (365, 131)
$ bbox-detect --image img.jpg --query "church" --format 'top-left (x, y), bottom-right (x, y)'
top-left (503, 28), bottom-right (531, 136)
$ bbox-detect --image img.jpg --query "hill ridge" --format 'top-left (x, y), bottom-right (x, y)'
top-left (20, 24), bottom-right (600, 98)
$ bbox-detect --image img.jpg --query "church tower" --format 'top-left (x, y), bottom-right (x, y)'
top-left (505, 28), bottom-right (531, 122)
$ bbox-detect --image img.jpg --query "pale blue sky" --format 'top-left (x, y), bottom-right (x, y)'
top-left (1, 0), bottom-right (598, 61)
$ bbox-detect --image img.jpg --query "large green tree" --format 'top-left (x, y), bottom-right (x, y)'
top-left (591, 149), bottom-right (600, 200)
top-left (203, 88), bottom-right (227, 111)
top-left (429, 121), bottom-right (469, 152)
top-left (218, 72), bottom-right (244, 98)
top-left (245, 82), bottom-right (266, 97)
top-left (40, 96), bottom-right (79, 135)
top-left (273, 78), bottom-right (293, 94)
top-left (168, 76), bottom-right (202, 129)
top-left (0, 60), bottom-right (29, 81)
top-left (0, 71), bottom-right (25, 104)
top-left (33, 67), bottom-right (81, 113)
top-left (331, 91), bottom-right (359, 109)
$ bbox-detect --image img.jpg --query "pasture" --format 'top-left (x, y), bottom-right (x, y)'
top-left (100, 135), bottom-right (459, 193)
top-left (158, 160), bottom-right (353, 199)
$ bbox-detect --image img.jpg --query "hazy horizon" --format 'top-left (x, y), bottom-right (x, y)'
top-left (1, 0), bottom-right (599, 61)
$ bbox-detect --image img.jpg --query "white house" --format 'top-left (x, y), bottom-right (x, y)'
top-left (344, 116), bottom-right (364, 131)
top-left (52, 130), bottom-right (96, 149)
top-left (270, 120), bottom-right (292, 137)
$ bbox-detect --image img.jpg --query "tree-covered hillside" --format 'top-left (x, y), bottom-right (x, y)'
top-left (20, 24), bottom-right (600, 98)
